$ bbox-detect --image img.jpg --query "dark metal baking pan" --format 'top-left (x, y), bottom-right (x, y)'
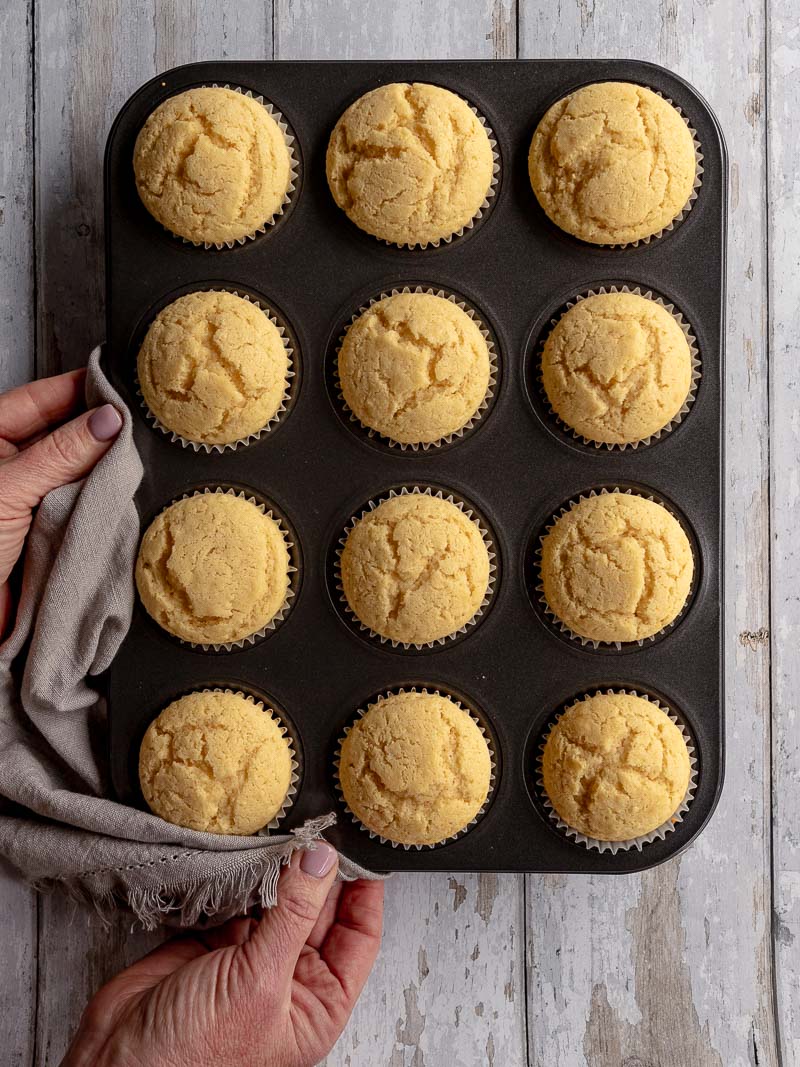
top-left (105, 59), bottom-right (726, 873)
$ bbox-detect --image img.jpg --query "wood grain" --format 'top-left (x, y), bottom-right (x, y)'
top-left (0, 1), bottom-right (793, 1065)
top-left (322, 874), bottom-right (526, 1067)
top-left (768, 0), bottom-right (800, 1063)
top-left (0, 5), bottom-right (38, 1065)
top-left (0, 0), bottom-right (34, 390)
top-left (519, 1), bottom-right (779, 1064)
top-left (274, 0), bottom-right (516, 59)
top-left (0, 861), bottom-right (36, 1067)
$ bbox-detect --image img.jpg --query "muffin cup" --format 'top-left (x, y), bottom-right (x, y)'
top-left (603, 89), bottom-right (703, 250)
top-left (136, 289), bottom-right (297, 454)
top-left (534, 486), bottom-right (697, 650)
top-left (156, 84), bottom-right (299, 251)
top-left (368, 97), bottom-right (500, 251)
top-left (334, 686), bottom-right (497, 850)
top-left (536, 285), bottom-right (701, 451)
top-left (335, 485), bottom-right (497, 650)
top-left (535, 688), bottom-right (698, 854)
top-left (148, 486), bottom-right (298, 652)
top-left (333, 285), bottom-right (498, 451)
top-left (187, 688), bottom-right (300, 832)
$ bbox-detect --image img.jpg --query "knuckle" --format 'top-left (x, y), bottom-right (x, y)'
top-left (0, 467), bottom-right (30, 517)
top-left (280, 889), bottom-right (320, 925)
top-left (45, 425), bottom-right (87, 470)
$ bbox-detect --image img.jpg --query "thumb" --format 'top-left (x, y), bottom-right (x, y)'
top-left (246, 842), bottom-right (339, 991)
top-left (0, 404), bottom-right (122, 511)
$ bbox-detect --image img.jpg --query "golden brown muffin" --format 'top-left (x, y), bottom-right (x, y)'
top-left (528, 82), bottom-right (696, 245)
top-left (133, 86), bottom-right (292, 245)
top-left (542, 692), bottom-right (691, 841)
top-left (326, 82), bottom-right (494, 246)
top-left (138, 290), bottom-right (290, 446)
top-left (540, 492), bottom-right (693, 643)
top-left (541, 291), bottom-right (693, 445)
top-left (338, 292), bottom-right (491, 445)
top-left (135, 492), bottom-right (290, 646)
top-left (340, 493), bottom-right (491, 645)
top-left (139, 690), bottom-right (293, 835)
top-left (338, 691), bottom-right (492, 846)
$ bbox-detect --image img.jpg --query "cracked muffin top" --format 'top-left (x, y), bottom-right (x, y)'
top-left (326, 82), bottom-right (495, 246)
top-left (137, 290), bottom-right (290, 446)
top-left (139, 690), bottom-right (293, 835)
top-left (541, 692), bottom-right (691, 841)
top-left (539, 492), bottom-right (693, 644)
top-left (135, 492), bottom-right (290, 646)
top-left (338, 690), bottom-right (492, 846)
top-left (541, 291), bottom-right (693, 446)
top-left (338, 292), bottom-right (491, 445)
top-left (340, 493), bottom-right (490, 646)
top-left (528, 81), bottom-right (696, 245)
top-left (133, 86), bottom-right (292, 245)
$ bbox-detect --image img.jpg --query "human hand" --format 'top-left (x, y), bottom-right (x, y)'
top-left (62, 844), bottom-right (384, 1067)
top-left (0, 368), bottom-right (122, 636)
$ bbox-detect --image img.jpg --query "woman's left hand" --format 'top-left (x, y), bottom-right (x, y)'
top-left (0, 368), bottom-right (122, 636)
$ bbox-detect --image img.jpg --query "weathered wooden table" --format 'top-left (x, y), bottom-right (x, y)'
top-left (0, 2), bottom-right (796, 1064)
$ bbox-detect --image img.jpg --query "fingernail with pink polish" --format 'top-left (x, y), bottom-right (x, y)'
top-left (88, 404), bottom-right (123, 441)
top-left (300, 841), bottom-right (337, 878)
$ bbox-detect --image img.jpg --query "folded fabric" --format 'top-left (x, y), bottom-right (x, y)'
top-left (0, 348), bottom-right (379, 929)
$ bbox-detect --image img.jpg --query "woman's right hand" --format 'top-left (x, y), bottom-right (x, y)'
top-left (63, 844), bottom-right (384, 1067)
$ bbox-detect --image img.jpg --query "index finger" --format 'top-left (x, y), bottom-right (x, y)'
top-left (319, 878), bottom-right (384, 1002)
top-left (0, 369), bottom-right (87, 444)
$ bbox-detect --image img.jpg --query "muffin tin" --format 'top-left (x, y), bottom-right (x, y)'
top-left (105, 59), bottom-right (726, 874)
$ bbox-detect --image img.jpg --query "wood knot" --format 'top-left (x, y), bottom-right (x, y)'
top-left (738, 627), bottom-right (769, 650)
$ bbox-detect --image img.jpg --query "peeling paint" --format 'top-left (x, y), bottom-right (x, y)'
top-left (394, 983), bottom-right (426, 1067)
top-left (477, 873), bottom-right (498, 924)
top-left (583, 866), bottom-right (725, 1067)
top-left (449, 877), bottom-right (467, 912)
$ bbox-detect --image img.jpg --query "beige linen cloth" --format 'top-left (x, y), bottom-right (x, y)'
top-left (0, 348), bottom-right (377, 929)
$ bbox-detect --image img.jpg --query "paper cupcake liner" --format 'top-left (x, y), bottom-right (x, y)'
top-left (334, 485), bottom-right (497, 650)
top-left (535, 285), bottom-right (701, 451)
top-left (160, 84), bottom-right (299, 251)
top-left (192, 688), bottom-right (300, 832)
top-left (334, 686), bottom-right (497, 850)
top-left (535, 688), bottom-right (698, 853)
top-left (136, 289), bottom-right (297, 454)
top-left (333, 285), bottom-right (498, 452)
top-left (534, 486), bottom-right (697, 650)
top-left (604, 89), bottom-right (703, 249)
top-left (371, 99), bottom-right (500, 250)
top-left (147, 486), bottom-right (298, 652)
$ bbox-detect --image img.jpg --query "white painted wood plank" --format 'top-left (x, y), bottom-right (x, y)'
top-left (0, 0), bottom-right (34, 390)
top-left (322, 874), bottom-right (526, 1067)
top-left (768, 1), bottom-right (800, 1062)
top-left (274, 0), bottom-right (516, 59)
top-left (0, 5), bottom-right (38, 1065)
top-left (31, 4), bottom-right (276, 1063)
top-left (520, 2), bottom-right (777, 1065)
top-left (0, 861), bottom-right (36, 1067)
top-left (277, 6), bottom-right (525, 1066)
